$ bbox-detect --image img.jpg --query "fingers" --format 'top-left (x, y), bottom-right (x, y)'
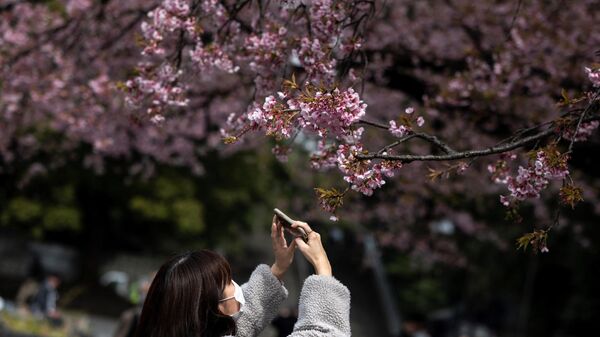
top-left (294, 237), bottom-right (309, 250)
top-left (272, 215), bottom-right (284, 235)
top-left (287, 238), bottom-right (297, 252)
top-left (271, 216), bottom-right (278, 239)
top-left (292, 222), bottom-right (321, 243)
top-left (291, 221), bottom-right (312, 234)
top-left (272, 215), bottom-right (291, 251)
top-left (278, 220), bottom-right (286, 242)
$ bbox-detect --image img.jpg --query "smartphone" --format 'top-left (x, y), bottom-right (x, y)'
top-left (274, 208), bottom-right (308, 242)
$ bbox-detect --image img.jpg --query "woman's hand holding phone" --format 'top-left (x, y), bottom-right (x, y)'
top-left (291, 221), bottom-right (332, 277)
top-left (270, 215), bottom-right (296, 281)
top-left (274, 208), bottom-right (307, 241)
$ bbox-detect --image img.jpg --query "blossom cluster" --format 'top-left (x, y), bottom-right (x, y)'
top-left (124, 63), bottom-right (189, 123)
top-left (245, 27), bottom-right (289, 73)
top-left (201, 0), bottom-right (228, 26)
top-left (388, 107), bottom-right (425, 137)
top-left (310, 140), bottom-right (339, 170)
top-left (292, 88), bottom-right (367, 138)
top-left (563, 121), bottom-right (600, 142)
top-left (129, 0), bottom-right (241, 122)
top-left (140, 0), bottom-right (195, 56)
top-left (309, 0), bottom-right (346, 41)
top-left (245, 27), bottom-right (290, 93)
top-left (128, 0), bottom-right (364, 127)
top-left (337, 144), bottom-right (403, 196)
top-left (232, 83), bottom-right (405, 197)
top-left (489, 149), bottom-right (569, 207)
top-left (296, 38), bottom-right (337, 84)
top-left (190, 42), bottom-right (240, 74)
top-left (247, 95), bottom-right (295, 138)
top-left (244, 87), bottom-right (367, 140)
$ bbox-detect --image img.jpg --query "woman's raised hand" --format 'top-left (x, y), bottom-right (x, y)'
top-left (271, 215), bottom-right (296, 281)
top-left (292, 221), bottom-right (332, 277)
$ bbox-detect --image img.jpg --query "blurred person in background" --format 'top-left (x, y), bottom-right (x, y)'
top-left (15, 278), bottom-right (40, 314)
top-left (30, 274), bottom-right (62, 324)
top-left (134, 217), bottom-right (351, 337)
top-left (15, 254), bottom-right (45, 315)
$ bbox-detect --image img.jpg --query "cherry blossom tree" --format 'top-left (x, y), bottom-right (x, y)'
top-left (2, 0), bottom-right (599, 258)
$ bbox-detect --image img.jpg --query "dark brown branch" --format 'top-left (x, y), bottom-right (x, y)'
top-left (357, 114), bottom-right (600, 163)
top-left (413, 132), bottom-right (457, 154)
top-left (218, 0), bottom-right (253, 34)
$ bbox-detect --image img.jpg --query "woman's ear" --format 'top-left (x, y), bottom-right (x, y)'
top-left (217, 301), bottom-right (226, 315)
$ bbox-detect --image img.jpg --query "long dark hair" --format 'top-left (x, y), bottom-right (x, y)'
top-left (134, 250), bottom-right (237, 337)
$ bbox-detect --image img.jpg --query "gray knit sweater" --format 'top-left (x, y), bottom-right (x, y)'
top-left (227, 264), bottom-right (351, 337)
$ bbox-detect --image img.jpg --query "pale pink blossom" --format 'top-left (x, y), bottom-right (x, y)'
top-left (493, 150), bottom-right (569, 207)
top-left (585, 67), bottom-right (600, 87)
top-left (389, 120), bottom-right (410, 137)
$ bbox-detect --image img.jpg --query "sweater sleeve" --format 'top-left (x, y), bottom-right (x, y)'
top-left (288, 275), bottom-right (351, 337)
top-left (235, 264), bottom-right (288, 337)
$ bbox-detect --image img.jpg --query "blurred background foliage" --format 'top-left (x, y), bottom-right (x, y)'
top-left (0, 144), bottom-right (294, 255)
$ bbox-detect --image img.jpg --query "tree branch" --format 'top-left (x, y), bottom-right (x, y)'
top-left (413, 132), bottom-right (457, 154)
top-left (357, 115), bottom-right (600, 163)
top-left (357, 118), bottom-right (388, 129)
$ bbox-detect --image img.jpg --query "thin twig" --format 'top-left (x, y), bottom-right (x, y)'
top-left (505, 0), bottom-right (523, 42)
top-left (359, 119), bottom-right (456, 154)
top-left (377, 134), bottom-right (419, 154)
top-left (357, 118), bottom-right (388, 129)
top-left (567, 90), bottom-right (600, 154)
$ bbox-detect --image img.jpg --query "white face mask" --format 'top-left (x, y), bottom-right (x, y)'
top-left (219, 280), bottom-right (245, 320)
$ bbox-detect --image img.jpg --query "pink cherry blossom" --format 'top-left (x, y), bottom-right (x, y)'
top-left (294, 88), bottom-right (367, 138)
top-left (389, 120), bottom-right (410, 138)
top-left (563, 121), bottom-right (600, 142)
top-left (190, 42), bottom-right (240, 74)
top-left (493, 149), bottom-right (569, 206)
top-left (585, 67), bottom-right (600, 87)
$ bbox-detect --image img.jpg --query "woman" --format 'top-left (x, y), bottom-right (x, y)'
top-left (134, 218), bottom-right (351, 337)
